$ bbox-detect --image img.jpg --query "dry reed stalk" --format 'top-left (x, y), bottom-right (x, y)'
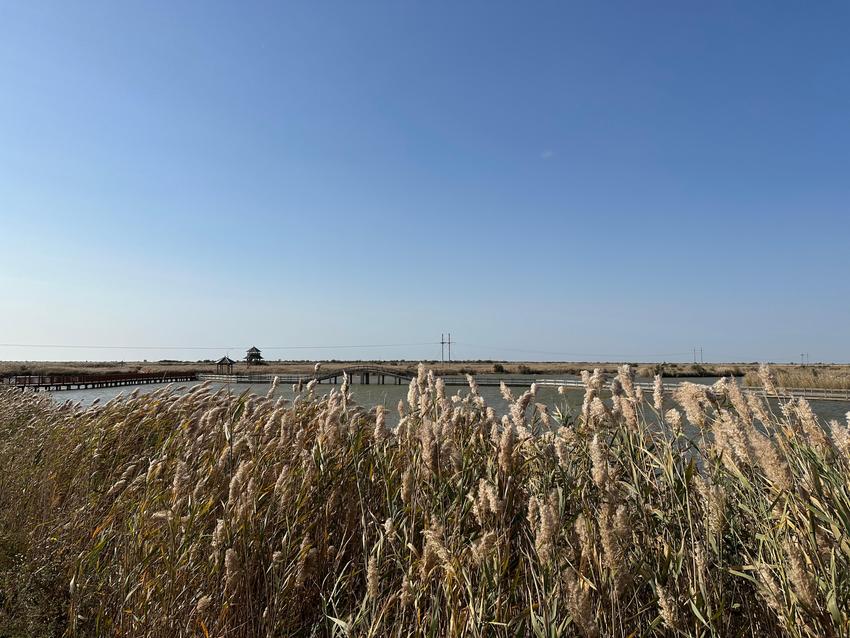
top-left (1, 363), bottom-right (848, 638)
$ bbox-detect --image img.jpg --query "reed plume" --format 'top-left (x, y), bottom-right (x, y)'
top-left (1, 365), bottom-right (848, 638)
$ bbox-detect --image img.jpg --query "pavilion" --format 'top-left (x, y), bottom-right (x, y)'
top-left (246, 346), bottom-right (264, 366)
top-left (216, 356), bottom-right (235, 374)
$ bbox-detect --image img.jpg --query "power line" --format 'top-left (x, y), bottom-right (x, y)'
top-left (0, 343), bottom-right (229, 350)
top-left (0, 340), bottom-right (718, 361)
top-left (0, 341), bottom-right (694, 359)
top-left (262, 342), bottom-right (439, 350)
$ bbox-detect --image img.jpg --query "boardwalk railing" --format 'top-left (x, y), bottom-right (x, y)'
top-left (4, 369), bottom-right (849, 401)
top-left (200, 371), bottom-right (567, 388)
top-left (199, 367), bottom-right (413, 386)
top-left (535, 378), bottom-right (850, 402)
top-left (7, 372), bottom-right (197, 391)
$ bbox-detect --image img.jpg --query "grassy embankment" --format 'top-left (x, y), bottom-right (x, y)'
top-left (743, 366), bottom-right (850, 391)
top-left (8, 360), bottom-right (850, 390)
top-left (2, 365), bottom-right (850, 636)
top-left (1, 360), bottom-right (758, 379)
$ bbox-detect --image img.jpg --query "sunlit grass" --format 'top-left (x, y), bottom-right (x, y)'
top-left (744, 365), bottom-right (850, 391)
top-left (1, 365), bottom-right (849, 636)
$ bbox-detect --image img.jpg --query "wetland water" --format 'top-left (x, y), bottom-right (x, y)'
top-left (47, 375), bottom-right (850, 425)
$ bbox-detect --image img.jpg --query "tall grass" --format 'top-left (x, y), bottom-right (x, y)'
top-left (0, 360), bottom-right (765, 380)
top-left (1, 366), bottom-right (850, 637)
top-left (744, 366), bottom-right (850, 391)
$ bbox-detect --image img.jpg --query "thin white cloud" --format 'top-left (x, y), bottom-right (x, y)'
top-left (540, 150), bottom-right (555, 160)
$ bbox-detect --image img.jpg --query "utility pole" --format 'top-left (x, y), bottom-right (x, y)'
top-left (801, 353), bottom-right (805, 366)
top-left (693, 348), bottom-right (697, 363)
top-left (441, 333), bottom-right (453, 363)
top-left (700, 347), bottom-right (703, 364)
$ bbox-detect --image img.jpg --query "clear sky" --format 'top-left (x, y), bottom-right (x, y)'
top-left (1, 1), bottom-right (848, 363)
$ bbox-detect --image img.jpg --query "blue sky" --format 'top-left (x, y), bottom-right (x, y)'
top-left (1, 1), bottom-right (848, 363)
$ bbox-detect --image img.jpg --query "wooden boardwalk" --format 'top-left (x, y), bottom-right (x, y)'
top-left (200, 366), bottom-right (412, 386)
top-left (7, 372), bottom-right (197, 391)
top-left (199, 369), bottom-right (850, 400)
top-left (6, 367), bottom-right (847, 403)
top-left (199, 368), bottom-right (535, 387)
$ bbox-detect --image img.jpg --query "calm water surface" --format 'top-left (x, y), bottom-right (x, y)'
top-left (48, 375), bottom-right (850, 425)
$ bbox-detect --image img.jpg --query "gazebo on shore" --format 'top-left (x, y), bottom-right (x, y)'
top-left (216, 356), bottom-right (236, 374)
top-left (246, 346), bottom-right (264, 366)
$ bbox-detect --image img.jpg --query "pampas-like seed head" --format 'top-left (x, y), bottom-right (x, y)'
top-left (575, 513), bottom-right (594, 562)
top-left (196, 594), bottom-right (213, 617)
top-left (498, 418), bottom-right (514, 476)
top-left (673, 383), bottom-right (710, 429)
top-left (587, 397), bottom-right (609, 432)
top-left (656, 583), bottom-right (682, 631)
top-left (665, 408), bottom-right (683, 437)
top-left (383, 517), bottom-right (395, 537)
top-left (653, 375), bottom-right (664, 412)
top-left (366, 554), bottom-right (379, 601)
top-left (295, 536), bottom-right (312, 588)
top-left (794, 398), bottom-right (830, 450)
top-left (750, 430), bottom-right (793, 492)
top-left (590, 434), bottom-right (609, 489)
top-left (407, 379), bottom-right (418, 411)
top-left (224, 547), bottom-right (240, 592)
top-left (401, 467), bottom-right (414, 504)
top-left (617, 365), bottom-right (635, 399)
top-left (784, 538), bottom-right (817, 610)
top-left (564, 568), bottom-right (599, 638)
top-left (373, 405), bottom-right (387, 441)
top-left (534, 490), bottom-right (559, 563)
top-left (758, 364), bottom-right (778, 396)
top-left (499, 381), bottom-right (515, 403)
top-left (400, 575), bottom-right (413, 608)
top-left (833, 417), bottom-right (850, 458)
top-left (472, 531), bottom-right (498, 564)
top-left (267, 376), bottom-right (279, 399)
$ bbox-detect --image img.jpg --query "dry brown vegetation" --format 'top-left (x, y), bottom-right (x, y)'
top-left (0, 359), bottom-right (760, 379)
top-left (2, 366), bottom-right (850, 636)
top-left (743, 366), bottom-right (850, 391)
top-left (9, 359), bottom-right (850, 387)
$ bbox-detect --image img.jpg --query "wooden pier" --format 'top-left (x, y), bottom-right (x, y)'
top-left (5, 367), bottom-right (846, 403)
top-left (198, 369), bottom-right (850, 401)
top-left (198, 367), bottom-right (537, 387)
top-left (200, 365), bottom-right (412, 386)
top-left (7, 372), bottom-right (198, 392)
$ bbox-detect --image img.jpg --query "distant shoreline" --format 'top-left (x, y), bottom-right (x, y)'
top-left (0, 359), bottom-right (731, 377)
top-left (2, 359), bottom-right (846, 380)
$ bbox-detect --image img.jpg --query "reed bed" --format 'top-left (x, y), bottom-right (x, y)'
top-left (744, 366), bottom-right (850, 391)
top-left (1, 360), bottom-right (762, 380)
top-left (1, 366), bottom-right (849, 637)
